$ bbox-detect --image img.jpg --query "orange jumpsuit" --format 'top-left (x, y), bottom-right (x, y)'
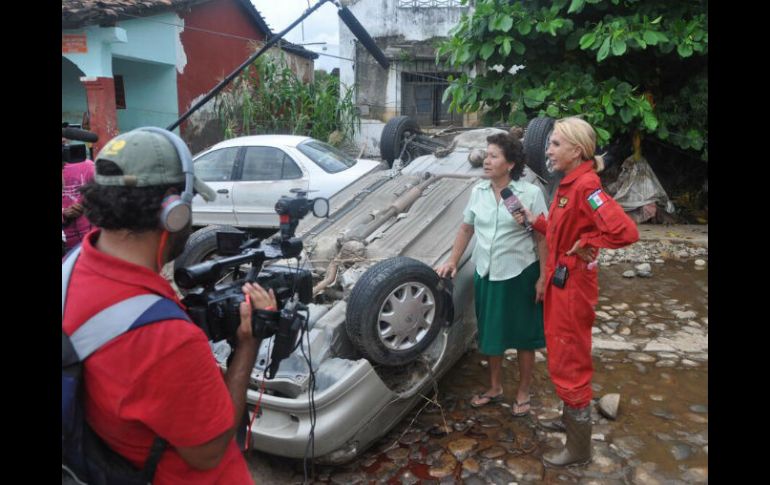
top-left (532, 161), bottom-right (639, 408)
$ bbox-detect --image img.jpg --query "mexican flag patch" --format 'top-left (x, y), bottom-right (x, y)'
top-left (587, 189), bottom-right (609, 210)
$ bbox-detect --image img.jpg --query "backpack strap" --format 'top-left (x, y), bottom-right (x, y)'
top-left (62, 244), bottom-right (82, 318)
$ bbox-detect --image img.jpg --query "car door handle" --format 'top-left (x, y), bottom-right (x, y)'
top-left (217, 189), bottom-right (229, 194)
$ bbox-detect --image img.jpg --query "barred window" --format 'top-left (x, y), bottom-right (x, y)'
top-left (397, 0), bottom-right (466, 7)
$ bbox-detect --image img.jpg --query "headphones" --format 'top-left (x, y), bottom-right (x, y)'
top-left (135, 127), bottom-right (195, 233)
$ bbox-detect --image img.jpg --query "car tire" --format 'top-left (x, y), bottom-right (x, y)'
top-left (174, 225), bottom-right (243, 271)
top-left (380, 116), bottom-right (421, 168)
top-left (345, 257), bottom-right (445, 366)
top-left (523, 117), bottom-right (555, 179)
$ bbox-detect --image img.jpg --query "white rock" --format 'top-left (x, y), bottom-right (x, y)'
top-left (592, 327), bottom-right (602, 335)
top-left (595, 311), bottom-right (612, 321)
top-left (681, 359), bottom-right (698, 367)
top-left (656, 360), bottom-right (677, 368)
top-left (592, 433), bottom-right (606, 441)
top-left (655, 259), bottom-right (665, 264)
top-left (686, 320), bottom-right (702, 328)
top-left (535, 351), bottom-right (546, 363)
top-left (598, 393), bottom-right (620, 420)
top-left (619, 328), bottom-right (631, 336)
top-left (645, 324), bottom-right (668, 332)
top-left (593, 339), bottom-right (637, 351)
top-left (611, 335), bottom-right (626, 342)
top-left (602, 325), bottom-right (616, 335)
top-left (643, 342), bottom-right (676, 352)
top-left (635, 263), bottom-right (652, 272)
top-left (622, 270), bottom-right (636, 278)
top-left (694, 259), bottom-right (706, 266)
top-left (657, 352), bottom-right (680, 360)
top-left (629, 352), bottom-right (656, 363)
top-left (674, 310), bottom-right (697, 320)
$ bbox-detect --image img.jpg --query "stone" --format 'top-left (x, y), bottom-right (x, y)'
top-left (637, 310), bottom-right (649, 316)
top-left (690, 404), bottom-right (708, 414)
top-left (386, 447), bottom-right (409, 462)
top-left (685, 412), bottom-right (708, 424)
top-left (612, 302), bottom-right (630, 311)
top-left (673, 310), bottom-right (697, 320)
top-left (447, 438), bottom-right (477, 462)
top-left (655, 360), bottom-right (677, 368)
top-left (686, 320), bottom-right (702, 328)
top-left (330, 472), bottom-right (366, 484)
top-left (480, 446), bottom-right (506, 459)
top-left (592, 326), bottom-right (602, 335)
top-left (592, 433), bottom-right (606, 441)
top-left (655, 259), bottom-right (665, 264)
top-left (682, 359), bottom-right (699, 367)
top-left (694, 259), bottom-right (706, 266)
top-left (670, 442), bottom-right (693, 461)
top-left (623, 270), bottom-right (636, 278)
top-left (428, 453), bottom-right (457, 478)
top-left (397, 470), bottom-right (419, 485)
top-left (629, 352), bottom-right (656, 363)
top-left (606, 320), bottom-right (620, 329)
top-left (535, 351), bottom-right (546, 362)
top-left (612, 435), bottom-right (644, 458)
top-left (598, 393), bottom-right (620, 420)
top-left (601, 324), bottom-right (616, 335)
top-left (651, 408), bottom-right (675, 420)
top-left (630, 397), bottom-right (642, 407)
top-left (596, 310), bottom-right (612, 321)
top-left (682, 467), bottom-right (708, 483)
top-left (486, 467), bottom-right (516, 484)
top-left (504, 455), bottom-right (544, 482)
top-left (462, 458), bottom-right (480, 474)
top-left (645, 323), bottom-right (668, 332)
top-left (643, 342), bottom-right (676, 352)
top-left (619, 327), bottom-right (631, 336)
top-left (593, 339), bottom-right (636, 351)
top-left (635, 363), bottom-right (648, 374)
top-left (635, 263), bottom-right (652, 277)
top-left (649, 394), bottom-right (665, 402)
top-left (479, 360), bottom-right (488, 368)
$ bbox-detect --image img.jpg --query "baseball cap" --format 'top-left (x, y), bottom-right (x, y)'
top-left (93, 129), bottom-right (216, 202)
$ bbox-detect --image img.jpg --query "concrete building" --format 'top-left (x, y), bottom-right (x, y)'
top-left (339, 0), bottom-right (473, 157)
top-left (62, 0), bottom-right (318, 155)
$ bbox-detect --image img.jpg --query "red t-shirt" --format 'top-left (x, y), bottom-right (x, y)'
top-left (62, 230), bottom-right (253, 484)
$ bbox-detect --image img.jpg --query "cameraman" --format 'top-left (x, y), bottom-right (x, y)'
top-left (62, 129), bottom-right (275, 483)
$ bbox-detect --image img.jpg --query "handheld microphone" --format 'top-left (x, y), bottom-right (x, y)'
top-left (62, 127), bottom-right (99, 143)
top-left (500, 187), bottom-right (532, 232)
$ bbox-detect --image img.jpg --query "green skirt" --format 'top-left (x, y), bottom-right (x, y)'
top-left (474, 261), bottom-right (545, 355)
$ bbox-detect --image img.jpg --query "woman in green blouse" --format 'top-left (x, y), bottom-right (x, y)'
top-left (435, 132), bottom-right (548, 416)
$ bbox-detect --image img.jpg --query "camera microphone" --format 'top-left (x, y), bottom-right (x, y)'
top-left (500, 187), bottom-right (532, 232)
top-left (62, 127), bottom-right (98, 143)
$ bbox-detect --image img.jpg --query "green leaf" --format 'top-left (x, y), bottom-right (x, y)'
top-left (511, 110), bottom-right (528, 126)
top-left (657, 125), bottom-right (669, 139)
top-left (480, 42), bottom-right (495, 60)
top-left (619, 106), bottom-right (633, 123)
top-left (606, 103), bottom-right (615, 115)
top-left (643, 111), bottom-right (658, 131)
top-left (643, 30), bottom-right (658, 45)
top-left (611, 38), bottom-right (627, 56)
top-left (546, 104), bottom-right (559, 117)
top-left (595, 127), bottom-right (610, 144)
top-left (568, 0), bottom-right (586, 14)
top-left (499, 16), bottom-right (514, 33)
top-left (655, 32), bottom-right (670, 44)
top-left (677, 43), bottom-right (694, 57)
top-left (579, 32), bottom-right (596, 50)
top-left (517, 21), bottom-right (532, 35)
top-left (651, 16), bottom-right (662, 24)
top-left (523, 88), bottom-right (546, 108)
top-left (597, 37), bottom-right (611, 61)
top-left (441, 86), bottom-right (452, 104)
top-left (512, 40), bottom-right (526, 55)
top-left (501, 38), bottom-right (512, 56)
top-left (458, 47), bottom-right (471, 63)
top-left (688, 130), bottom-right (704, 151)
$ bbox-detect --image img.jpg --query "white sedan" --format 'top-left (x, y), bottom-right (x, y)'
top-left (191, 135), bottom-right (383, 229)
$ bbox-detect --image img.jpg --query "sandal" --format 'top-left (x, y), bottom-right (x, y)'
top-left (511, 398), bottom-right (531, 417)
top-left (470, 391), bottom-right (503, 408)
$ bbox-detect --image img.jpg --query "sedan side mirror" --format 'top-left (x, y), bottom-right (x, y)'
top-left (312, 198), bottom-right (330, 218)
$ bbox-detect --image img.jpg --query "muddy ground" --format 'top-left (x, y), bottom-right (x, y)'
top-left (242, 225), bottom-right (708, 484)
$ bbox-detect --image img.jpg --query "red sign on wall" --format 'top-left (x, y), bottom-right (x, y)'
top-left (62, 34), bottom-right (88, 54)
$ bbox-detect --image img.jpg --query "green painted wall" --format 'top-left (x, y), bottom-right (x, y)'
top-left (62, 58), bottom-right (88, 125)
top-left (113, 57), bottom-right (179, 132)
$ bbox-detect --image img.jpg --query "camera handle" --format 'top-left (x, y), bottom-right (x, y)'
top-left (266, 296), bottom-right (307, 379)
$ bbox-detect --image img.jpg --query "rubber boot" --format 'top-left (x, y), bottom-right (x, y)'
top-left (542, 404), bottom-right (592, 467)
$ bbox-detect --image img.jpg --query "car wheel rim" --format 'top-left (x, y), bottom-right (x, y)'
top-left (377, 282), bottom-right (436, 351)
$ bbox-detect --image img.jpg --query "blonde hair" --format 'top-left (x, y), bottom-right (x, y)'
top-left (553, 117), bottom-right (605, 172)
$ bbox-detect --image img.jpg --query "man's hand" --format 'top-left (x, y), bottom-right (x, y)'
top-left (63, 203), bottom-right (84, 220)
top-left (435, 261), bottom-right (458, 279)
top-left (237, 282), bottom-right (276, 344)
top-left (535, 276), bottom-right (545, 303)
top-left (566, 240), bottom-right (597, 262)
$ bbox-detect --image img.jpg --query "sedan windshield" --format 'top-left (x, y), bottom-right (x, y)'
top-left (297, 140), bottom-right (357, 173)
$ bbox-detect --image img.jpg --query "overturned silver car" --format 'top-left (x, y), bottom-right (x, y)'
top-left (208, 125), bottom-right (550, 464)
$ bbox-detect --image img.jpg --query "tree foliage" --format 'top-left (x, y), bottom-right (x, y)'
top-left (216, 55), bottom-right (358, 144)
top-left (437, 0), bottom-right (708, 160)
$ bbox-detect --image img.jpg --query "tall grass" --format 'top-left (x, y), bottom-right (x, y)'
top-left (216, 54), bottom-right (359, 145)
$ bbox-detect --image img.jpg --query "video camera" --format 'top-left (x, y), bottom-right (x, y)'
top-left (62, 124), bottom-right (98, 164)
top-left (175, 190), bottom-right (329, 378)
